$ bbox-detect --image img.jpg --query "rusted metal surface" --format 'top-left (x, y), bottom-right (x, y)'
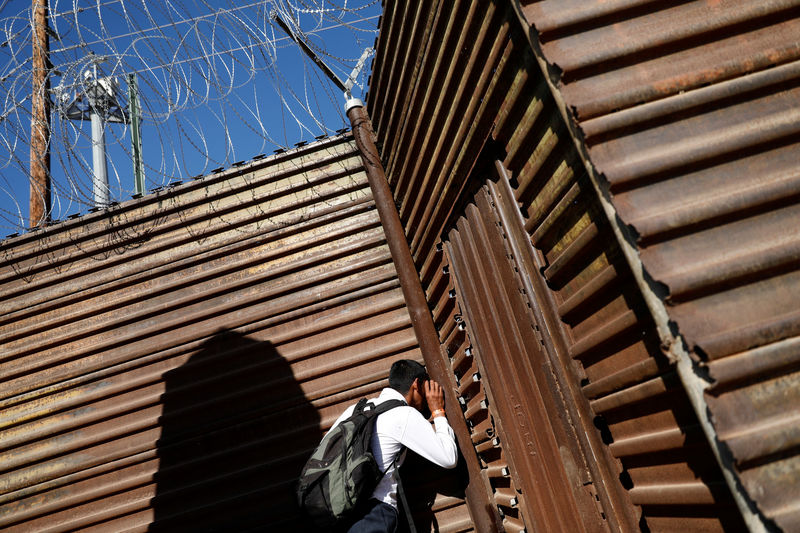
top-left (443, 191), bottom-right (609, 533)
top-left (435, 247), bottom-right (527, 531)
top-left (0, 135), bottom-right (470, 531)
top-left (368, 0), bottom-right (747, 530)
top-left (493, 159), bottom-right (744, 531)
top-left (347, 101), bottom-right (442, 392)
top-left (510, 1), bottom-right (800, 530)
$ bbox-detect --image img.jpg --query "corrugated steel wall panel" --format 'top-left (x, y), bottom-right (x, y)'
top-left (491, 161), bottom-right (744, 532)
top-left (0, 136), bottom-right (469, 531)
top-left (426, 248), bottom-right (504, 533)
top-left (368, 0), bottom-right (746, 530)
top-left (514, 1), bottom-right (800, 529)
top-left (443, 192), bottom-right (608, 533)
top-left (371, 0), bottom-right (515, 273)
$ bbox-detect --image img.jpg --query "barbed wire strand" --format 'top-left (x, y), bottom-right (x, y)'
top-left (0, 0), bottom-right (379, 234)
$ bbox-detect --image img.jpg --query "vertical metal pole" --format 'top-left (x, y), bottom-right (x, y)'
top-left (90, 104), bottom-right (109, 206)
top-left (346, 98), bottom-right (501, 533)
top-left (29, 0), bottom-right (51, 227)
top-left (346, 99), bottom-right (442, 380)
top-left (128, 73), bottom-right (145, 195)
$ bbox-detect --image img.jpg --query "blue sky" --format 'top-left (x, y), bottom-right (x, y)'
top-left (0, 0), bottom-right (381, 234)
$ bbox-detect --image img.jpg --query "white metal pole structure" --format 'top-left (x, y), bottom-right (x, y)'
top-left (58, 61), bottom-right (128, 208)
top-left (90, 109), bottom-right (109, 205)
top-left (87, 68), bottom-right (110, 206)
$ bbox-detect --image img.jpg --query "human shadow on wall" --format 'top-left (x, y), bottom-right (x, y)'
top-left (149, 329), bottom-right (320, 532)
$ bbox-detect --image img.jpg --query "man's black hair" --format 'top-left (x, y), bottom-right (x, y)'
top-left (389, 359), bottom-right (429, 395)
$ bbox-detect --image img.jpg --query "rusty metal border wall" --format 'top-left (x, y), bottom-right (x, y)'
top-left (508, 1), bottom-right (800, 531)
top-left (0, 135), bottom-right (473, 531)
top-left (365, 0), bottom-right (770, 531)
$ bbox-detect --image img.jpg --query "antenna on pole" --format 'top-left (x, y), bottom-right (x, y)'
top-left (128, 73), bottom-right (145, 196)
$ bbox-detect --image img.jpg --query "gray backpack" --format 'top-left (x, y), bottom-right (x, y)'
top-left (296, 398), bottom-right (406, 528)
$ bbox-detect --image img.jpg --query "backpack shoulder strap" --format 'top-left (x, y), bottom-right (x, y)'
top-left (396, 468), bottom-right (417, 533)
top-left (370, 398), bottom-right (406, 416)
top-left (366, 399), bottom-right (416, 532)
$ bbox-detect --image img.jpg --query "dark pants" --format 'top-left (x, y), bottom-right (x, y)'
top-left (346, 499), bottom-right (398, 533)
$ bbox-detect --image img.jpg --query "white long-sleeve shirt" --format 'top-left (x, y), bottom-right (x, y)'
top-left (329, 387), bottom-right (458, 508)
